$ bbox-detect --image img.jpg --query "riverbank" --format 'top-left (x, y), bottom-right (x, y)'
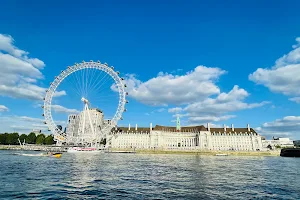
top-left (109, 148), bottom-right (281, 156)
top-left (1, 145), bottom-right (280, 156)
top-left (0, 145), bottom-right (67, 152)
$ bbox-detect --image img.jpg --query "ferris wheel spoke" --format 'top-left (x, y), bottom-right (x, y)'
top-left (84, 67), bottom-right (91, 98)
top-left (72, 67), bottom-right (84, 97)
top-left (87, 67), bottom-right (99, 98)
top-left (63, 75), bottom-right (82, 98)
top-left (81, 66), bottom-right (86, 97)
top-left (85, 66), bottom-right (90, 98)
top-left (92, 93), bottom-right (118, 100)
top-left (90, 71), bottom-right (110, 94)
top-left (92, 95), bottom-right (119, 100)
top-left (86, 68), bottom-right (97, 98)
top-left (88, 69), bottom-right (105, 93)
top-left (92, 96), bottom-right (118, 101)
top-left (90, 83), bottom-right (116, 100)
top-left (92, 72), bottom-right (114, 95)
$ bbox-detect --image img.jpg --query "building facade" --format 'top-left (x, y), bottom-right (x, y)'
top-left (108, 123), bottom-right (263, 151)
top-left (262, 138), bottom-right (294, 149)
top-left (66, 108), bottom-right (104, 145)
top-left (65, 110), bottom-right (265, 151)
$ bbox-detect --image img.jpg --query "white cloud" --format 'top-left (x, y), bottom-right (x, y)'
top-left (54, 90), bottom-right (67, 97)
top-left (289, 97), bottom-right (300, 104)
top-left (0, 115), bottom-right (67, 133)
top-left (184, 86), bottom-right (269, 116)
top-left (188, 115), bottom-right (236, 124)
top-left (181, 85), bottom-right (269, 124)
top-left (0, 34), bottom-right (49, 101)
top-left (19, 116), bottom-right (43, 122)
top-left (122, 66), bottom-right (226, 105)
top-left (51, 105), bottom-right (80, 114)
top-left (257, 116), bottom-right (300, 139)
top-left (26, 58), bottom-right (45, 69)
top-left (0, 34), bottom-right (27, 57)
top-left (0, 53), bottom-right (43, 79)
top-left (168, 107), bottom-right (183, 113)
top-left (292, 37), bottom-right (300, 49)
top-left (0, 105), bottom-right (9, 112)
top-left (120, 65), bottom-right (268, 124)
top-left (0, 34), bottom-right (45, 69)
top-left (249, 37), bottom-right (300, 98)
top-left (0, 83), bottom-right (45, 100)
top-left (0, 115), bottom-right (46, 133)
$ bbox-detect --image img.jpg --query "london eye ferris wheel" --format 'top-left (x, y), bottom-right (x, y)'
top-left (42, 60), bottom-right (128, 145)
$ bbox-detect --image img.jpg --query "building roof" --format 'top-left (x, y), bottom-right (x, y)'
top-left (153, 125), bottom-right (207, 132)
top-left (210, 128), bottom-right (257, 134)
top-left (112, 125), bottom-right (258, 134)
top-left (112, 127), bottom-right (151, 133)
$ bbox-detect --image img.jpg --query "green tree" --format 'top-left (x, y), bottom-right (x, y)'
top-left (44, 135), bottom-right (54, 145)
top-left (0, 133), bottom-right (8, 145)
top-left (275, 144), bottom-right (281, 149)
top-left (36, 134), bottom-right (45, 145)
top-left (19, 134), bottom-right (27, 144)
top-left (27, 132), bottom-right (36, 144)
top-left (6, 133), bottom-right (19, 145)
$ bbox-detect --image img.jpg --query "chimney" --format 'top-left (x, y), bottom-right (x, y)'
top-left (247, 124), bottom-right (250, 132)
top-left (135, 124), bottom-right (138, 131)
top-left (231, 124), bottom-right (234, 132)
top-left (150, 123), bottom-right (152, 131)
top-left (128, 124), bottom-right (131, 130)
top-left (207, 123), bottom-right (210, 131)
top-left (224, 124), bottom-right (226, 132)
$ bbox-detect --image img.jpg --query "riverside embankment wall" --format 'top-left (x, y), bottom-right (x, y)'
top-left (109, 148), bottom-right (281, 156)
top-left (0, 145), bottom-right (68, 152)
top-left (1, 145), bottom-right (281, 156)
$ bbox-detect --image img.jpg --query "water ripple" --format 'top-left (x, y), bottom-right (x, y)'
top-left (0, 151), bottom-right (300, 199)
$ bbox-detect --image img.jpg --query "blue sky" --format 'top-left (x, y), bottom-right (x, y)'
top-left (0, 0), bottom-right (300, 139)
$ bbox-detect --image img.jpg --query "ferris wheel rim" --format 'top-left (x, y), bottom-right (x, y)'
top-left (43, 61), bottom-right (127, 142)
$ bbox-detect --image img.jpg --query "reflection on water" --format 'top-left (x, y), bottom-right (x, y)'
top-left (0, 151), bottom-right (299, 199)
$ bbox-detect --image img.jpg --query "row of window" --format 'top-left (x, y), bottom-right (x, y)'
top-left (211, 133), bottom-right (256, 136)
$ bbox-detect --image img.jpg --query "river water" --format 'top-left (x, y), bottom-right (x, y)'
top-left (0, 151), bottom-right (299, 199)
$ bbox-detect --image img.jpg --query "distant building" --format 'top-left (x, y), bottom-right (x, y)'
top-left (66, 108), bottom-right (108, 145)
top-left (262, 137), bottom-right (294, 149)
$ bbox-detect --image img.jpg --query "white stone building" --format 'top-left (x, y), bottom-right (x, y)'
top-left (262, 138), bottom-right (294, 149)
top-left (66, 108), bottom-right (104, 145)
top-left (108, 123), bottom-right (264, 151)
top-left (65, 109), bottom-right (264, 151)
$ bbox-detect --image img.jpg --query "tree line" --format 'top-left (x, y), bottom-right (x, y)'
top-left (0, 132), bottom-right (55, 145)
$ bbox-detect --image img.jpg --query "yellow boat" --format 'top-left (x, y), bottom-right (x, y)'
top-left (48, 152), bottom-right (62, 158)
